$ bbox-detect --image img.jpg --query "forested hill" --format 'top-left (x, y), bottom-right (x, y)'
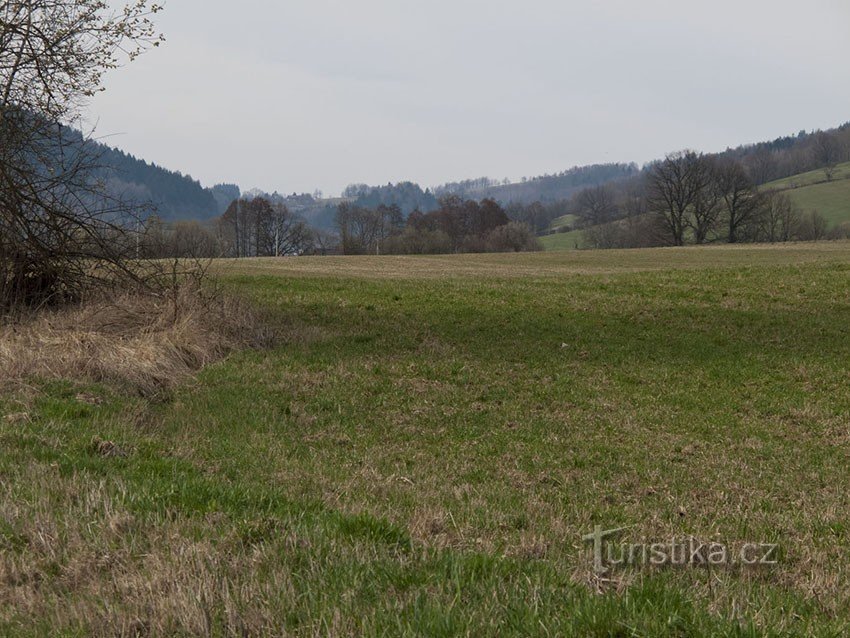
top-left (343, 182), bottom-right (438, 215)
top-left (51, 127), bottom-right (224, 221)
top-left (95, 144), bottom-right (222, 221)
top-left (435, 163), bottom-right (640, 204)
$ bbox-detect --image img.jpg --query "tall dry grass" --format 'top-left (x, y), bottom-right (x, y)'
top-left (0, 283), bottom-right (272, 397)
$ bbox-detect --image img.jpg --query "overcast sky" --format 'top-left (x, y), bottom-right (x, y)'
top-left (88, 0), bottom-right (850, 196)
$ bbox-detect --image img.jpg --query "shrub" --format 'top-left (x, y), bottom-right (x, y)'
top-left (485, 223), bottom-right (542, 253)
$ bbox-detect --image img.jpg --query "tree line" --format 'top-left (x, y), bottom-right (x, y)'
top-left (335, 196), bottom-right (541, 255)
top-left (434, 163), bottom-right (639, 205)
top-left (138, 197), bottom-right (327, 259)
top-left (571, 150), bottom-right (843, 250)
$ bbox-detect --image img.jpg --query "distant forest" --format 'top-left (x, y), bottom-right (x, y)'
top-left (434, 163), bottom-right (640, 204)
top-left (57, 130), bottom-right (223, 221)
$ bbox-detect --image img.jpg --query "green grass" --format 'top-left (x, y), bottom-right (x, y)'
top-left (541, 214), bottom-right (584, 251)
top-left (779, 180), bottom-right (850, 227)
top-left (550, 214), bottom-right (579, 230)
top-left (5, 245), bottom-right (850, 635)
top-left (763, 162), bottom-right (850, 227)
top-left (763, 162), bottom-right (850, 190)
top-left (540, 228), bottom-right (586, 250)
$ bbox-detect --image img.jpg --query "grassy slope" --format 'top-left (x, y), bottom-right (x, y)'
top-left (541, 162), bottom-right (850, 252)
top-left (5, 245), bottom-right (850, 635)
top-left (550, 214), bottom-right (578, 230)
top-left (541, 214), bottom-right (584, 251)
top-left (539, 229), bottom-right (586, 251)
top-left (763, 161), bottom-right (850, 226)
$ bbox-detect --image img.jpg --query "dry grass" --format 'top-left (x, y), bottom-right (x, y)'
top-left (216, 240), bottom-right (850, 280)
top-left (0, 469), bottom-right (289, 636)
top-left (0, 284), bottom-right (272, 398)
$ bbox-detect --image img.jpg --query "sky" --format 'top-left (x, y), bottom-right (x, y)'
top-left (88, 0), bottom-right (850, 197)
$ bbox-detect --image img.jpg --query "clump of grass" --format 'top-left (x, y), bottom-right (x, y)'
top-left (0, 283), bottom-right (272, 398)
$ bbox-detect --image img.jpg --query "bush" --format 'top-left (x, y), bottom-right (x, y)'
top-left (382, 228), bottom-right (453, 254)
top-left (485, 222), bottom-right (542, 252)
top-left (796, 211), bottom-right (829, 241)
top-left (583, 216), bottom-right (664, 249)
top-left (828, 222), bottom-right (850, 240)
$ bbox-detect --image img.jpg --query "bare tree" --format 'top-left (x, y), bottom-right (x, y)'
top-left (169, 221), bottom-right (220, 258)
top-left (310, 229), bottom-right (339, 255)
top-left (689, 158), bottom-right (722, 244)
top-left (266, 203), bottom-right (313, 256)
top-left (758, 192), bottom-right (800, 242)
top-left (797, 210), bottom-right (828, 242)
top-left (0, 0), bottom-right (164, 310)
top-left (335, 202), bottom-right (403, 255)
top-left (715, 159), bottom-right (761, 243)
top-left (647, 151), bottom-right (710, 246)
top-left (745, 148), bottom-right (778, 185)
top-left (812, 131), bottom-right (843, 182)
top-left (575, 185), bottom-right (619, 227)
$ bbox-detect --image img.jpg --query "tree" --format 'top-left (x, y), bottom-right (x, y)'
top-left (689, 158), bottom-right (722, 244)
top-left (221, 198), bottom-right (248, 257)
top-left (485, 222), bottom-right (541, 252)
top-left (219, 198), bottom-right (314, 257)
top-left (335, 202), bottom-right (390, 255)
top-left (758, 192), bottom-right (800, 243)
top-left (647, 152), bottom-right (710, 246)
top-left (714, 159), bottom-right (761, 244)
top-left (575, 185), bottom-right (619, 227)
top-left (797, 210), bottom-right (828, 242)
top-left (169, 221), bottom-right (220, 258)
top-left (139, 214), bottom-right (167, 258)
top-left (0, 0), bottom-right (164, 309)
top-left (812, 131), bottom-right (843, 181)
top-left (266, 203), bottom-right (314, 256)
top-left (744, 148), bottom-right (778, 185)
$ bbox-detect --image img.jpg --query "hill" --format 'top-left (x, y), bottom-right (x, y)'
top-left (539, 228), bottom-right (586, 250)
top-left (540, 161), bottom-right (850, 252)
top-left (762, 161), bottom-right (850, 227)
top-left (60, 128), bottom-right (223, 221)
top-left (435, 163), bottom-right (639, 205)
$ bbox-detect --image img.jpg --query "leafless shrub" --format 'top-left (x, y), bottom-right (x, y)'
top-left (827, 222), bottom-right (850, 240)
top-left (796, 211), bottom-right (829, 242)
top-left (0, 1), bottom-right (167, 312)
top-left (485, 222), bottom-right (542, 252)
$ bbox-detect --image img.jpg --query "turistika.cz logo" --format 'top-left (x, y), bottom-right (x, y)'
top-left (582, 526), bottom-right (779, 575)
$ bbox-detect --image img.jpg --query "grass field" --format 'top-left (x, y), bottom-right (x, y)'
top-left (763, 162), bottom-right (850, 227)
top-left (763, 162), bottom-right (850, 191)
top-left (550, 214), bottom-right (579, 231)
top-left (4, 245), bottom-right (850, 635)
top-left (540, 228), bottom-right (586, 251)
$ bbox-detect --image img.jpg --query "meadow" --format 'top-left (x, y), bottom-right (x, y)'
top-left (3, 244), bottom-right (850, 635)
top-left (540, 228), bottom-right (587, 251)
top-left (763, 163), bottom-right (850, 228)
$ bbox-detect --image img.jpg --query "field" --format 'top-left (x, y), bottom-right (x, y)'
top-left (540, 228), bottom-right (586, 251)
top-left (4, 245), bottom-right (850, 635)
top-left (762, 163), bottom-right (850, 228)
top-left (550, 214), bottom-right (579, 231)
